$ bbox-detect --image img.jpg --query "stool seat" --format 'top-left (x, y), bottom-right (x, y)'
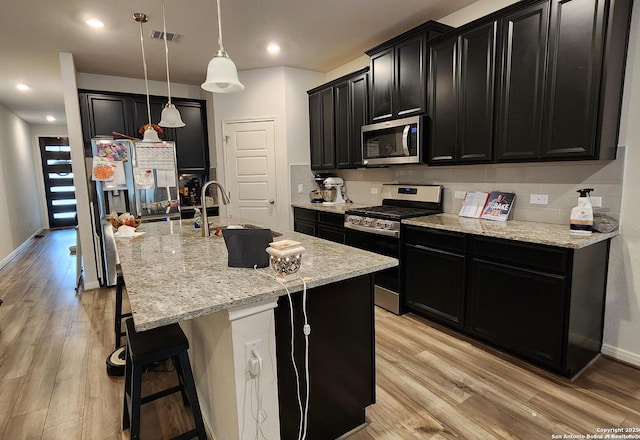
top-left (123, 318), bottom-right (207, 440)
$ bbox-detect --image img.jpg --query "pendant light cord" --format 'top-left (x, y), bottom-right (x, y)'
top-left (162, 0), bottom-right (172, 104)
top-left (138, 19), bottom-right (152, 127)
top-left (216, 0), bottom-right (225, 52)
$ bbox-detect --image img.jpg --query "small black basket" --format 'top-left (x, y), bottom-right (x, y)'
top-left (222, 228), bottom-right (272, 268)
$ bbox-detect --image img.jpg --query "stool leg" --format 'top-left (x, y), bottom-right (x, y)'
top-left (122, 346), bottom-right (132, 430)
top-left (172, 355), bottom-right (190, 407)
top-left (114, 275), bottom-right (125, 350)
top-left (178, 351), bottom-right (207, 440)
top-left (129, 364), bottom-right (144, 440)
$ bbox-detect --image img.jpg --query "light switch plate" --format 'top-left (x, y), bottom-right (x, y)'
top-left (371, 187), bottom-right (379, 195)
top-left (530, 194), bottom-right (549, 205)
top-left (590, 196), bottom-right (602, 208)
top-left (297, 184), bottom-right (304, 194)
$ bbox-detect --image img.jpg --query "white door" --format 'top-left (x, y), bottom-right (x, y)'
top-left (223, 119), bottom-right (278, 229)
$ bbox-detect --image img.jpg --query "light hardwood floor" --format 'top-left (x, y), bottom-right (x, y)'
top-left (1, 229), bottom-right (639, 439)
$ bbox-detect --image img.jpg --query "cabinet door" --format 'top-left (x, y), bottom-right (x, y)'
top-left (458, 22), bottom-right (496, 163)
top-left (309, 92), bottom-right (324, 170)
top-left (132, 97), bottom-right (167, 139)
top-left (470, 259), bottom-right (566, 369)
top-left (369, 48), bottom-right (394, 122)
top-left (395, 34), bottom-right (426, 117)
top-left (334, 81), bottom-right (351, 168)
top-left (82, 93), bottom-right (134, 141)
top-left (427, 37), bottom-right (458, 164)
top-left (495, 1), bottom-right (549, 161)
top-left (317, 225), bottom-right (345, 244)
top-left (320, 88), bottom-right (336, 169)
top-left (542, 0), bottom-right (606, 159)
top-left (349, 73), bottom-right (368, 168)
top-left (173, 101), bottom-right (209, 172)
top-left (404, 244), bottom-right (466, 327)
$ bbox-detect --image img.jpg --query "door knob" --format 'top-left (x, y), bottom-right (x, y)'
top-left (269, 200), bottom-right (275, 204)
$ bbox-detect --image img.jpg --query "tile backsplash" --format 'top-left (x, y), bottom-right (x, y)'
top-left (325, 147), bottom-right (626, 225)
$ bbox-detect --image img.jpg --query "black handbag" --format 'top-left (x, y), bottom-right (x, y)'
top-left (222, 228), bottom-right (272, 268)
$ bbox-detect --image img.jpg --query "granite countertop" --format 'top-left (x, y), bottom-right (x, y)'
top-left (115, 217), bottom-right (397, 331)
top-left (403, 213), bottom-right (618, 249)
top-left (291, 202), bottom-right (370, 214)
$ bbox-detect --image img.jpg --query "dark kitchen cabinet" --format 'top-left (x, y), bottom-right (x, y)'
top-left (403, 227), bottom-right (467, 328)
top-left (494, 0), bottom-right (549, 161)
top-left (293, 207), bottom-right (345, 244)
top-left (400, 223), bottom-right (612, 377)
top-left (308, 68), bottom-right (369, 170)
top-left (427, 22), bottom-right (496, 165)
top-left (79, 93), bottom-right (134, 147)
top-left (275, 274), bottom-right (375, 439)
top-left (366, 21), bottom-right (454, 123)
top-left (78, 90), bottom-right (209, 172)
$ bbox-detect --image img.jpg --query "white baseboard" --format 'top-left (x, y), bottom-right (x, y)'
top-left (83, 281), bottom-right (101, 291)
top-left (0, 229), bottom-right (43, 271)
top-left (601, 344), bottom-right (640, 367)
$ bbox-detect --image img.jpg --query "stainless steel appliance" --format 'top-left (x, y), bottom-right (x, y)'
top-left (361, 115), bottom-right (423, 166)
top-left (90, 138), bottom-right (180, 286)
top-left (344, 184), bottom-right (443, 314)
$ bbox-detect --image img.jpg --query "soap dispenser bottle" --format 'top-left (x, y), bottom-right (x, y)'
top-left (570, 188), bottom-right (594, 235)
top-left (194, 207), bottom-right (202, 229)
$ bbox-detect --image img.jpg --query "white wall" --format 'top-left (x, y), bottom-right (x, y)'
top-left (211, 66), bottom-right (323, 229)
top-left (602, 4), bottom-right (640, 365)
top-left (0, 103), bottom-right (44, 267)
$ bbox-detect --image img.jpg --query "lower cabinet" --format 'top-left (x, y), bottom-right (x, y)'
top-left (401, 224), bottom-right (611, 377)
top-left (294, 207), bottom-right (345, 244)
top-left (274, 275), bottom-right (375, 439)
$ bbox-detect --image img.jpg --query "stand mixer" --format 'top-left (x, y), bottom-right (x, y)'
top-left (322, 177), bottom-right (346, 205)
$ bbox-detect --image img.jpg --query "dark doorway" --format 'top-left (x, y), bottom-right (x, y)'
top-left (39, 137), bottom-right (78, 228)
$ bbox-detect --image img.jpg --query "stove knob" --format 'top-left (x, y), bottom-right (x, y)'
top-left (363, 218), bottom-right (374, 227)
top-left (374, 219), bottom-right (385, 229)
top-left (382, 221), bottom-right (393, 230)
top-left (347, 215), bottom-right (360, 225)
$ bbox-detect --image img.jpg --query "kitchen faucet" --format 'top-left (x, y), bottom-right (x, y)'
top-left (201, 180), bottom-right (230, 237)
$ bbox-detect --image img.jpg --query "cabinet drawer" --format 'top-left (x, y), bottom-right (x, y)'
top-left (473, 237), bottom-right (568, 274)
top-left (403, 226), bottom-right (467, 253)
top-left (294, 208), bottom-right (318, 223)
top-left (318, 211), bottom-right (345, 227)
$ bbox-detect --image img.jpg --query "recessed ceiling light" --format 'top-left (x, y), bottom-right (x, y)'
top-left (46, 115), bottom-right (56, 122)
top-left (85, 18), bottom-right (104, 28)
top-left (267, 43), bottom-right (281, 55)
top-left (16, 83), bottom-right (30, 91)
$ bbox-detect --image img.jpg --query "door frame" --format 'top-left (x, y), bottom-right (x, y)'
top-left (221, 117), bottom-right (287, 231)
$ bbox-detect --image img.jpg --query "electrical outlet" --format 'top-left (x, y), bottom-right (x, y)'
top-left (371, 187), bottom-right (379, 195)
top-left (297, 183), bottom-right (304, 194)
top-left (590, 196), bottom-right (602, 208)
top-left (245, 339), bottom-right (263, 374)
top-left (530, 194), bottom-right (549, 205)
top-left (454, 191), bottom-right (466, 199)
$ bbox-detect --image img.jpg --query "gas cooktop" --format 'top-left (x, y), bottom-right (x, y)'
top-left (345, 205), bottom-right (441, 220)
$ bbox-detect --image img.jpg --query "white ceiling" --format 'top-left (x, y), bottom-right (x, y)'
top-left (0, 0), bottom-right (477, 125)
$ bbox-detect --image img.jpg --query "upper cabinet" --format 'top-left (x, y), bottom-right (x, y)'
top-left (428, 22), bottom-right (497, 164)
top-left (308, 68), bottom-right (369, 171)
top-left (79, 90), bottom-right (210, 173)
top-left (366, 21), bottom-right (454, 123)
top-left (428, 0), bottom-right (633, 165)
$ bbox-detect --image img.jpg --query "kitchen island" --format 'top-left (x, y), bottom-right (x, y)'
top-left (115, 216), bottom-right (397, 440)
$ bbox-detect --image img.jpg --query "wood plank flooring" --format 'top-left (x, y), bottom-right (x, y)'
top-left (1, 229), bottom-right (640, 439)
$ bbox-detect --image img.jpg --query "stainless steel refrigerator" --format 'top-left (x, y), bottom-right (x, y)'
top-left (90, 138), bottom-right (180, 286)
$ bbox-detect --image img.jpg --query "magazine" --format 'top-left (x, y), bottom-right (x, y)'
top-left (458, 191), bottom-right (516, 221)
top-left (480, 192), bottom-right (516, 221)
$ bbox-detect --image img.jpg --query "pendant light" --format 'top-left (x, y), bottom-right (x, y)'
top-left (158, 0), bottom-right (185, 127)
top-left (134, 12), bottom-right (161, 143)
top-left (201, 0), bottom-right (244, 93)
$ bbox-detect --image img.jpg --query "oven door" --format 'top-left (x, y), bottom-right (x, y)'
top-left (344, 227), bottom-right (401, 314)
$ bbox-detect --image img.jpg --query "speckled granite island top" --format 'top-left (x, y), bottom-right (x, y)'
top-left (403, 213), bottom-right (618, 249)
top-left (115, 217), bottom-right (398, 331)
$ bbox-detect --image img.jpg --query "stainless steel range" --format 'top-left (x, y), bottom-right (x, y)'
top-left (344, 184), bottom-right (443, 314)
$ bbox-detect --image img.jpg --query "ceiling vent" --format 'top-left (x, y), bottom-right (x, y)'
top-left (150, 30), bottom-right (183, 43)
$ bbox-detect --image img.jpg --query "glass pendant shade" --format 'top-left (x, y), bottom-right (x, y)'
top-left (141, 127), bottom-right (161, 143)
top-left (159, 103), bottom-right (185, 128)
top-left (201, 50), bottom-right (244, 93)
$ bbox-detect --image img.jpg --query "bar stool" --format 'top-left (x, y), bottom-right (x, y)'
top-left (122, 318), bottom-right (207, 440)
top-left (106, 267), bottom-right (131, 376)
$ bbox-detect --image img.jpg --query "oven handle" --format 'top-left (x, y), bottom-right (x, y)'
top-left (344, 222), bottom-right (400, 238)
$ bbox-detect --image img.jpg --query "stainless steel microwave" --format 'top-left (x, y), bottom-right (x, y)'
top-left (361, 116), bottom-right (423, 166)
